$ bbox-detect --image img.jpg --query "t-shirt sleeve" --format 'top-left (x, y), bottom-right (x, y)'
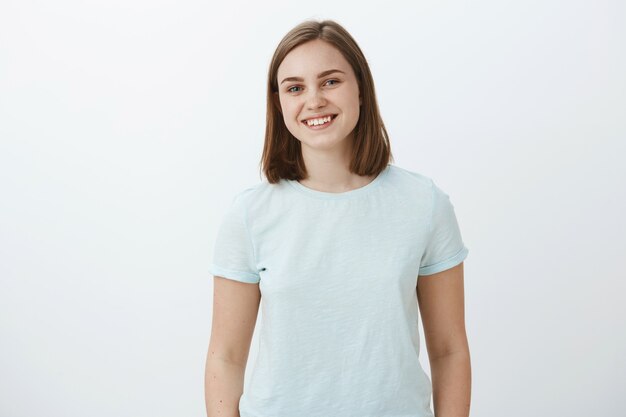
top-left (418, 180), bottom-right (469, 276)
top-left (208, 191), bottom-right (261, 284)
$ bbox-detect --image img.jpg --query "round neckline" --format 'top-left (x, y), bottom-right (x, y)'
top-left (286, 164), bottom-right (391, 200)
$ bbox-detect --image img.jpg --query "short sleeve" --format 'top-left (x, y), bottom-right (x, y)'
top-left (208, 192), bottom-right (260, 284)
top-left (418, 181), bottom-right (469, 276)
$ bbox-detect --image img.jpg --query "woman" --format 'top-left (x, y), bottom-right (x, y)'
top-left (205, 18), bottom-right (471, 417)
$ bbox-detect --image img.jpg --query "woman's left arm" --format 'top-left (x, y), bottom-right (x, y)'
top-left (417, 261), bottom-right (471, 417)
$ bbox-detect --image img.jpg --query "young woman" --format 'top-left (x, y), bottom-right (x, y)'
top-left (205, 19), bottom-right (471, 417)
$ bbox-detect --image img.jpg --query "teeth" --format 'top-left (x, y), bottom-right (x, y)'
top-left (306, 115), bottom-right (332, 126)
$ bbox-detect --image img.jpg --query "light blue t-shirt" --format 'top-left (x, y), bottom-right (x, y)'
top-left (209, 163), bottom-right (469, 417)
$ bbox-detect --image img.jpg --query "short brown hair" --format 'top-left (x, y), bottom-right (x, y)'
top-left (260, 19), bottom-right (394, 183)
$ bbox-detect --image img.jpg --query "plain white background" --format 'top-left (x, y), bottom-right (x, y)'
top-left (1, 0), bottom-right (624, 416)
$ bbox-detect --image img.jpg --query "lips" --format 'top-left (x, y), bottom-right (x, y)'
top-left (301, 113), bottom-right (338, 130)
top-left (301, 114), bottom-right (338, 124)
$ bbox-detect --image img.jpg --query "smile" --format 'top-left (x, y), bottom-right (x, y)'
top-left (301, 114), bottom-right (338, 130)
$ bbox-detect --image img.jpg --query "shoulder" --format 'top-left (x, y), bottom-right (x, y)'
top-left (230, 178), bottom-right (290, 215)
top-left (387, 164), bottom-right (433, 186)
top-left (385, 164), bottom-right (437, 199)
top-left (388, 164), bottom-right (457, 199)
top-left (384, 165), bottom-right (463, 223)
top-left (231, 182), bottom-right (264, 205)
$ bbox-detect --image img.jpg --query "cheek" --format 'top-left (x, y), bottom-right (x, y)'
top-left (338, 88), bottom-right (360, 109)
top-left (340, 94), bottom-right (361, 118)
top-left (284, 112), bottom-right (299, 128)
top-left (280, 104), bottom-right (302, 132)
top-left (280, 102), bottom-right (298, 122)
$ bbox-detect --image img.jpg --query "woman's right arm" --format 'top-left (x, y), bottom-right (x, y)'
top-left (205, 276), bottom-right (261, 417)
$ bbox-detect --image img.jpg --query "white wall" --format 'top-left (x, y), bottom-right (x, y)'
top-left (1, 0), bottom-right (624, 416)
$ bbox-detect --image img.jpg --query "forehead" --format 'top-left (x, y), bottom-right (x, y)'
top-left (277, 40), bottom-right (351, 79)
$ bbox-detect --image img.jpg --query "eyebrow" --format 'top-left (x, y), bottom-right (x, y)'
top-left (280, 69), bottom-right (345, 85)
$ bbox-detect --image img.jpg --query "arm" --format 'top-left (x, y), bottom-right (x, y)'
top-left (417, 262), bottom-right (471, 417)
top-left (205, 276), bottom-right (261, 417)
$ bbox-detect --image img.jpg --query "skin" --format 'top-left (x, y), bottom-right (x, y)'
top-left (205, 277), bottom-right (260, 417)
top-left (274, 39), bottom-right (377, 192)
top-left (418, 262), bottom-right (472, 417)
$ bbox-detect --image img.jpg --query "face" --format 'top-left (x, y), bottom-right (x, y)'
top-left (275, 39), bottom-right (361, 152)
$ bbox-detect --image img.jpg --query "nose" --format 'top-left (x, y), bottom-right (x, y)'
top-left (305, 88), bottom-right (327, 110)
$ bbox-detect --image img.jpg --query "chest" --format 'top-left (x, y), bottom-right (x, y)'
top-left (251, 198), bottom-right (430, 298)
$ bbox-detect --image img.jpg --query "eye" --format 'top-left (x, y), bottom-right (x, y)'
top-left (286, 79), bottom-right (341, 93)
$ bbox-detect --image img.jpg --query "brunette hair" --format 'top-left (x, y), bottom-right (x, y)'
top-left (260, 19), bottom-right (394, 183)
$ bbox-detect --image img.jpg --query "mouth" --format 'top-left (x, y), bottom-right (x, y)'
top-left (301, 114), bottom-right (338, 130)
